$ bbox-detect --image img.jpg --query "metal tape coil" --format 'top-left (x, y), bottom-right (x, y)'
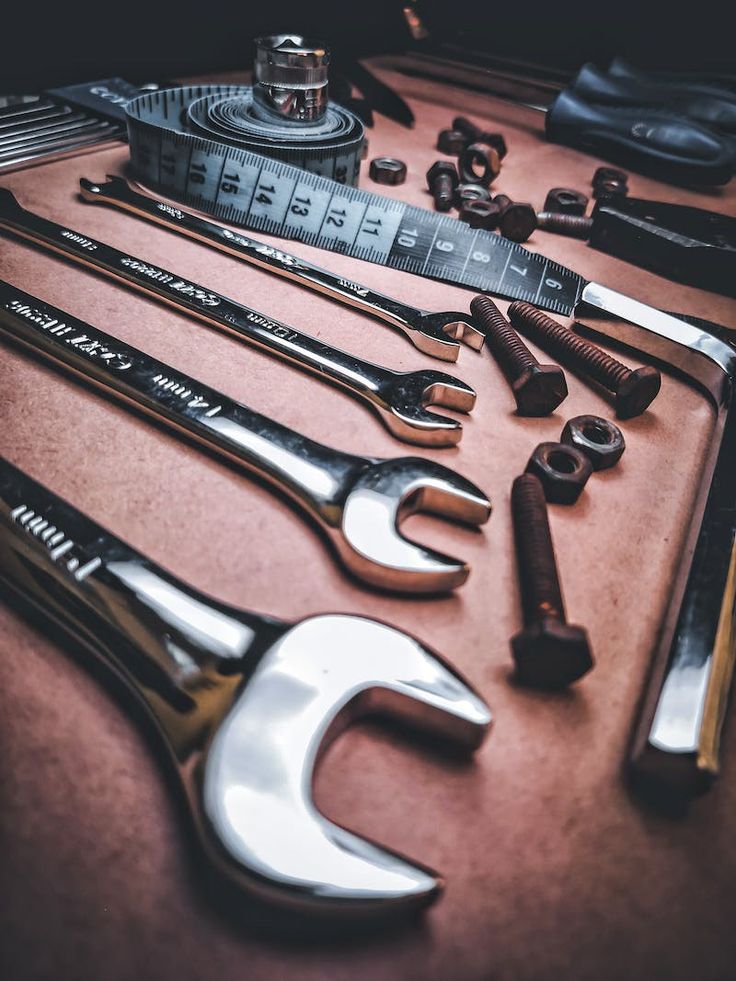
top-left (127, 85), bottom-right (364, 185)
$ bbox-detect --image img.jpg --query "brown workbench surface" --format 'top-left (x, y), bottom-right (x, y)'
top-left (2, 64), bottom-right (735, 981)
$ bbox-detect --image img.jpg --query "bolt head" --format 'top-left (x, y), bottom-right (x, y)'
top-left (615, 366), bottom-right (661, 419)
top-left (511, 618), bottom-right (594, 688)
top-left (426, 160), bottom-right (459, 188)
top-left (512, 363), bottom-right (568, 416)
top-left (500, 202), bottom-right (537, 242)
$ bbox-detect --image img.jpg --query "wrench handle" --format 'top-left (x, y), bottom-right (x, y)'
top-left (0, 454), bottom-right (274, 725)
top-left (80, 176), bottom-right (424, 336)
top-left (0, 281), bottom-right (364, 519)
top-left (0, 189), bottom-right (393, 399)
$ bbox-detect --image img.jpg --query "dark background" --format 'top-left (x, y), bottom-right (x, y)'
top-left (2, 0), bottom-right (734, 91)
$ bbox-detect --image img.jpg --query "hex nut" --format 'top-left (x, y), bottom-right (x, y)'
top-left (543, 187), bottom-right (589, 216)
top-left (458, 142), bottom-right (501, 186)
top-left (525, 441), bottom-right (593, 505)
top-left (369, 157), bottom-right (407, 185)
top-left (593, 165), bottom-right (628, 186)
top-left (561, 415), bottom-right (625, 470)
top-left (458, 199), bottom-right (501, 229)
top-left (593, 178), bottom-right (628, 200)
top-left (454, 182), bottom-right (492, 207)
top-left (437, 129), bottom-right (469, 154)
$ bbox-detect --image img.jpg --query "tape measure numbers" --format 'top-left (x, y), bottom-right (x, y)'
top-left (126, 87), bottom-right (584, 314)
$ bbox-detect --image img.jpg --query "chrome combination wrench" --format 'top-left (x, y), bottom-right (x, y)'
top-left (78, 175), bottom-right (485, 362)
top-left (0, 188), bottom-right (477, 447)
top-left (0, 281), bottom-right (491, 593)
top-left (0, 455), bottom-right (492, 916)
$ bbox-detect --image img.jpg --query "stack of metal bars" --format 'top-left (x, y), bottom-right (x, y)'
top-left (0, 94), bottom-right (125, 175)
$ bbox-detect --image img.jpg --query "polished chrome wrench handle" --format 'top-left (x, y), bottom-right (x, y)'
top-left (0, 188), bottom-right (476, 447)
top-left (0, 455), bottom-right (492, 916)
top-left (80, 175), bottom-right (485, 362)
top-left (0, 281), bottom-right (491, 593)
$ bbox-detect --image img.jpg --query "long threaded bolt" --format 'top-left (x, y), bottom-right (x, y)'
top-left (470, 295), bottom-right (567, 416)
top-left (536, 212), bottom-right (594, 240)
top-left (508, 301), bottom-right (661, 419)
top-left (510, 473), bottom-right (593, 688)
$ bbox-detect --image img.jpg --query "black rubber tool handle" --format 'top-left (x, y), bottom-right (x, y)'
top-left (571, 63), bottom-right (736, 136)
top-left (546, 89), bottom-right (734, 185)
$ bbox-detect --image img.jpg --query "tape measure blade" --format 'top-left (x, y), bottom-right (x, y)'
top-left (127, 87), bottom-right (585, 315)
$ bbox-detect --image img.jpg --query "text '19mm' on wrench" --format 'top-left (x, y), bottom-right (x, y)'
top-left (0, 282), bottom-right (491, 593)
top-left (79, 175), bottom-right (486, 362)
top-left (0, 456), bottom-right (492, 918)
top-left (0, 188), bottom-right (476, 448)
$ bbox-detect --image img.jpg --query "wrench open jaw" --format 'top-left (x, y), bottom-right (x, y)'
top-left (79, 175), bottom-right (486, 364)
top-left (0, 457), bottom-right (492, 917)
top-left (379, 369), bottom-right (477, 446)
top-left (402, 309), bottom-right (486, 362)
top-left (337, 459), bottom-right (492, 592)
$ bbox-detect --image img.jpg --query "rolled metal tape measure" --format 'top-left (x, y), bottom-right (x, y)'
top-left (125, 88), bottom-right (582, 314)
top-left (128, 84), bottom-right (365, 187)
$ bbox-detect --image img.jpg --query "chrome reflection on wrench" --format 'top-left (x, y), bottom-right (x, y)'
top-left (0, 282), bottom-right (491, 593)
top-left (79, 175), bottom-right (485, 362)
top-left (0, 188), bottom-right (476, 447)
top-left (0, 456), bottom-right (492, 917)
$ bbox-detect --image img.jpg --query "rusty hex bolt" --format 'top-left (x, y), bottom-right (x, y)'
top-left (508, 301), bottom-right (662, 419)
top-left (426, 160), bottom-right (459, 211)
top-left (536, 212), bottom-right (594, 239)
top-left (510, 473), bottom-right (594, 688)
top-left (470, 295), bottom-right (567, 416)
top-left (496, 198), bottom-right (538, 242)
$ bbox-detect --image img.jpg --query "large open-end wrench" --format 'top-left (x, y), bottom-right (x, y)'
top-left (0, 282), bottom-right (491, 593)
top-left (0, 456), bottom-right (492, 917)
top-left (78, 175), bottom-right (485, 362)
top-left (578, 286), bottom-right (736, 798)
top-left (0, 188), bottom-right (476, 447)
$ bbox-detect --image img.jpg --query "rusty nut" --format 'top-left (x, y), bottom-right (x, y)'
top-left (593, 165), bottom-right (628, 186)
top-left (459, 142), bottom-right (501, 186)
top-left (454, 182), bottom-right (492, 207)
top-left (525, 442), bottom-right (593, 505)
top-left (593, 178), bottom-right (628, 200)
top-left (543, 187), bottom-right (589, 216)
top-left (369, 157), bottom-right (407, 185)
top-left (437, 128), bottom-right (469, 154)
top-left (459, 199), bottom-right (501, 229)
top-left (453, 117), bottom-right (508, 158)
top-left (561, 415), bottom-right (625, 471)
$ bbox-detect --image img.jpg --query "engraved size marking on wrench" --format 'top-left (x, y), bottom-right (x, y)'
top-left (151, 374), bottom-right (223, 417)
top-left (10, 503), bottom-right (102, 581)
top-left (4, 299), bottom-right (132, 369)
